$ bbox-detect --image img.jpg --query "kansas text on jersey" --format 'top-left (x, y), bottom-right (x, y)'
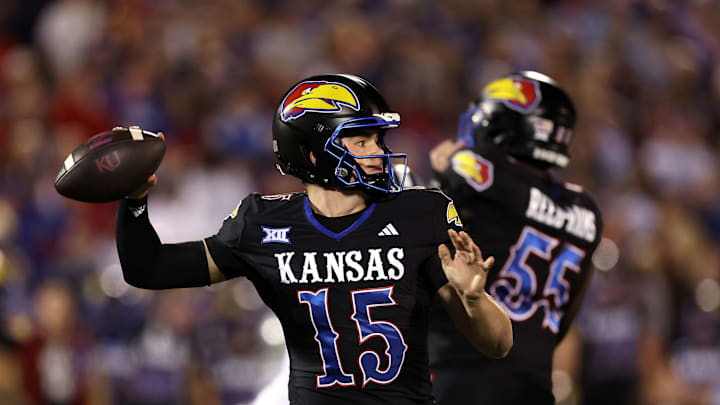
top-left (205, 189), bottom-right (462, 405)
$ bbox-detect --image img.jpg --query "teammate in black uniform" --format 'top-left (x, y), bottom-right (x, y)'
top-left (116, 74), bottom-right (512, 405)
top-left (427, 71), bottom-right (603, 405)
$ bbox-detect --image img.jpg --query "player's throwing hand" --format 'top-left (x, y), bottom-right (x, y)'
top-left (438, 229), bottom-right (495, 300)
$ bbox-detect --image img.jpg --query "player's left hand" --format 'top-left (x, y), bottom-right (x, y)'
top-left (438, 230), bottom-right (494, 300)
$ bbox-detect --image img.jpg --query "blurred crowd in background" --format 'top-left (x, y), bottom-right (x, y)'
top-left (0, 0), bottom-right (719, 404)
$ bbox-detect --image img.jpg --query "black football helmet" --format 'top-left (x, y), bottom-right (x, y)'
top-left (457, 71), bottom-right (576, 168)
top-left (272, 74), bottom-right (407, 193)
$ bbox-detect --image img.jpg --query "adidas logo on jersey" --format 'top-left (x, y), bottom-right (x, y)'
top-left (130, 204), bottom-right (146, 218)
top-left (378, 223), bottom-right (399, 237)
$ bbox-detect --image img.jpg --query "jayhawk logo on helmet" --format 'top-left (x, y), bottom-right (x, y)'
top-left (281, 81), bottom-right (360, 122)
top-left (483, 77), bottom-right (541, 114)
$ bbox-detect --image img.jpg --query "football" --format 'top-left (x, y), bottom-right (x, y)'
top-left (54, 126), bottom-right (165, 203)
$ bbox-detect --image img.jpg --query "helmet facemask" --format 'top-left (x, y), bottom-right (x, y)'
top-left (456, 105), bottom-right (486, 148)
top-left (324, 113), bottom-right (408, 194)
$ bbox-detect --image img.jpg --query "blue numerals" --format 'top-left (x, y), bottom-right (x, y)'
top-left (489, 226), bottom-right (585, 333)
top-left (298, 286), bottom-right (407, 388)
top-left (351, 287), bottom-right (408, 386)
top-left (542, 245), bottom-right (584, 332)
top-left (298, 289), bottom-right (355, 387)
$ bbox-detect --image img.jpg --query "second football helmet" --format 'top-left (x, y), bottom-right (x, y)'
top-left (272, 74), bottom-right (407, 193)
top-left (458, 71), bottom-right (576, 168)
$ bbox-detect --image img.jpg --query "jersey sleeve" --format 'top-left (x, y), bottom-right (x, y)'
top-left (578, 192), bottom-right (605, 269)
top-left (431, 189), bottom-right (464, 241)
top-left (421, 190), bottom-right (466, 291)
top-left (204, 195), bottom-right (255, 279)
top-left (558, 194), bottom-right (604, 338)
top-left (432, 166), bottom-right (469, 198)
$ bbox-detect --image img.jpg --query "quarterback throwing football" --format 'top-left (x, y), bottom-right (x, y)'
top-left (116, 74), bottom-right (512, 404)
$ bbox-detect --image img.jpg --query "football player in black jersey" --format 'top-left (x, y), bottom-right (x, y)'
top-left (427, 71), bottom-right (603, 405)
top-left (116, 74), bottom-right (512, 405)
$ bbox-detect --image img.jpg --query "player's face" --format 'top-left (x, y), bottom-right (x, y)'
top-left (341, 131), bottom-right (384, 175)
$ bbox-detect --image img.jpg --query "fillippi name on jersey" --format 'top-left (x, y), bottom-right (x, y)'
top-left (274, 248), bottom-right (405, 284)
top-left (525, 187), bottom-right (596, 242)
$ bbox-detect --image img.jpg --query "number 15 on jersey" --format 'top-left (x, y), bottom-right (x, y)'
top-left (298, 286), bottom-right (408, 388)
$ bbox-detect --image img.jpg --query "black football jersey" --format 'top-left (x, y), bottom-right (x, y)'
top-left (428, 144), bottom-right (603, 404)
top-left (205, 189), bottom-right (463, 405)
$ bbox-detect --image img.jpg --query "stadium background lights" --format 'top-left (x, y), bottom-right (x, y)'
top-left (99, 264), bottom-right (131, 299)
top-left (695, 278), bottom-right (720, 313)
top-left (591, 237), bottom-right (620, 272)
top-left (233, 279), bottom-right (265, 311)
top-left (260, 315), bottom-right (284, 346)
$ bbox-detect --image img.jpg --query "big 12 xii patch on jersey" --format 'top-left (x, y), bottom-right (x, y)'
top-left (205, 189), bottom-right (462, 405)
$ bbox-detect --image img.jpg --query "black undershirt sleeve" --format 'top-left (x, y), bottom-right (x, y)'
top-left (116, 197), bottom-right (210, 289)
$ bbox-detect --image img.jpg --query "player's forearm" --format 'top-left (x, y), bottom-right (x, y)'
top-left (116, 197), bottom-right (210, 289)
top-left (459, 292), bottom-right (513, 358)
